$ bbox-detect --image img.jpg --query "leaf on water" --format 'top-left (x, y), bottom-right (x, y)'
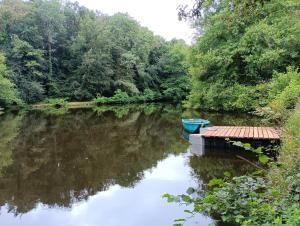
top-left (186, 187), bottom-right (195, 195)
top-left (184, 209), bottom-right (193, 214)
top-left (162, 193), bottom-right (170, 198)
top-left (181, 194), bottom-right (192, 203)
top-left (174, 219), bottom-right (186, 222)
top-left (168, 196), bottom-right (175, 203)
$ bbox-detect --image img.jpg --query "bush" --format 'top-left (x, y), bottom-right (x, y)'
top-left (185, 67), bottom-right (300, 117)
top-left (160, 76), bottom-right (190, 102)
top-left (93, 89), bottom-right (162, 105)
top-left (42, 98), bottom-right (68, 109)
top-left (165, 175), bottom-right (299, 226)
top-left (184, 80), bottom-right (268, 112)
top-left (266, 67), bottom-right (300, 119)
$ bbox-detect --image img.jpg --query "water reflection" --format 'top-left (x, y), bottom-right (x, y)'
top-left (0, 105), bottom-right (260, 226)
top-left (0, 154), bottom-right (213, 226)
top-left (0, 105), bottom-right (187, 214)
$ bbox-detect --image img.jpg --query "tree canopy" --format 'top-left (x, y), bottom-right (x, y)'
top-left (184, 0), bottom-right (300, 111)
top-left (0, 0), bottom-right (189, 104)
top-left (0, 52), bottom-right (20, 106)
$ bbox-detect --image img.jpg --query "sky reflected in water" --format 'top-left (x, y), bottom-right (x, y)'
top-left (0, 104), bottom-right (260, 226)
top-left (0, 154), bottom-right (212, 226)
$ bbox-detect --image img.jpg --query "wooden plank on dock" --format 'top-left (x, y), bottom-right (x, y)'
top-left (201, 126), bottom-right (280, 140)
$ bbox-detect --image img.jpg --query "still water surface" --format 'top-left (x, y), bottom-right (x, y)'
top-left (0, 104), bottom-right (261, 226)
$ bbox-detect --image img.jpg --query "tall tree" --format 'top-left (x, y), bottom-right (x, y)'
top-left (9, 35), bottom-right (45, 103)
top-left (184, 0), bottom-right (300, 110)
top-left (0, 52), bottom-right (20, 106)
top-left (0, 0), bottom-right (189, 103)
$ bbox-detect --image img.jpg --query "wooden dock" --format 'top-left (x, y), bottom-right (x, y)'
top-left (189, 126), bottom-right (280, 156)
top-left (201, 126), bottom-right (280, 140)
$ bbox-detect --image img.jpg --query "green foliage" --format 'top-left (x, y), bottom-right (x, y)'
top-left (93, 89), bottom-right (162, 105)
top-left (33, 98), bottom-right (69, 115)
top-left (184, 80), bottom-right (269, 111)
top-left (0, 0), bottom-right (189, 104)
top-left (267, 103), bottom-right (300, 198)
top-left (42, 98), bottom-right (68, 108)
top-left (0, 52), bottom-right (21, 107)
top-left (266, 67), bottom-right (300, 119)
top-left (92, 103), bottom-right (163, 118)
top-left (9, 35), bottom-right (45, 103)
top-left (185, 0), bottom-right (300, 112)
top-left (161, 76), bottom-right (190, 102)
top-left (227, 139), bottom-right (275, 167)
top-left (165, 175), bottom-right (300, 226)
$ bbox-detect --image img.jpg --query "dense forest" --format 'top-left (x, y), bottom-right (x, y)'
top-left (2, 0), bottom-right (299, 116)
top-left (0, 0), bottom-right (189, 107)
top-left (184, 0), bottom-right (300, 115)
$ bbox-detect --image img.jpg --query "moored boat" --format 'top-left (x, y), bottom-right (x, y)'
top-left (182, 118), bottom-right (210, 133)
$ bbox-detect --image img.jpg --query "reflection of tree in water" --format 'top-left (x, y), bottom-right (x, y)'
top-left (189, 152), bottom-right (255, 185)
top-left (0, 113), bottom-right (23, 175)
top-left (0, 105), bottom-right (188, 215)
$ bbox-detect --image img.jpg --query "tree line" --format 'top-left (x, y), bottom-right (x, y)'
top-left (0, 0), bottom-right (189, 107)
top-left (184, 0), bottom-right (300, 115)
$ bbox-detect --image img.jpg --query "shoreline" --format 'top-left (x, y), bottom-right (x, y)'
top-left (31, 101), bottom-right (94, 109)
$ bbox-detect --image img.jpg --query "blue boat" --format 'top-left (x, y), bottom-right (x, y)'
top-left (182, 118), bottom-right (210, 133)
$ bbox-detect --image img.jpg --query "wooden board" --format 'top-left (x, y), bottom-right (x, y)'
top-left (201, 126), bottom-right (280, 140)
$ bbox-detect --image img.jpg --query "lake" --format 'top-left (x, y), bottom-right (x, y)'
top-left (0, 104), bottom-right (261, 226)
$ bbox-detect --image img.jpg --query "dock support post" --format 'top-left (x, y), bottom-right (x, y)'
top-left (189, 134), bottom-right (205, 156)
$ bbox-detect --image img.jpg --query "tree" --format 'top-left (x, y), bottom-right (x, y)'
top-left (9, 35), bottom-right (45, 103)
top-left (0, 52), bottom-right (20, 106)
top-left (184, 0), bottom-right (300, 110)
top-left (0, 0), bottom-right (189, 104)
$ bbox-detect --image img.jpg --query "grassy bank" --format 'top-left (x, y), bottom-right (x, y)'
top-left (268, 104), bottom-right (300, 198)
top-left (32, 101), bottom-right (93, 109)
top-left (31, 88), bottom-right (187, 111)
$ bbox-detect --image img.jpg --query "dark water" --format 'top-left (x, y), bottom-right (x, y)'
top-left (0, 104), bottom-right (261, 226)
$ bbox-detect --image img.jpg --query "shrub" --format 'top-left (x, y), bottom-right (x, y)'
top-left (160, 76), bottom-right (190, 102)
top-left (165, 175), bottom-right (300, 226)
top-left (93, 89), bottom-right (161, 105)
top-left (42, 98), bottom-right (68, 109)
top-left (184, 80), bottom-right (268, 112)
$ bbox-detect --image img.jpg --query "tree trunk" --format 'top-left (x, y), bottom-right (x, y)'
top-left (48, 35), bottom-right (52, 79)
